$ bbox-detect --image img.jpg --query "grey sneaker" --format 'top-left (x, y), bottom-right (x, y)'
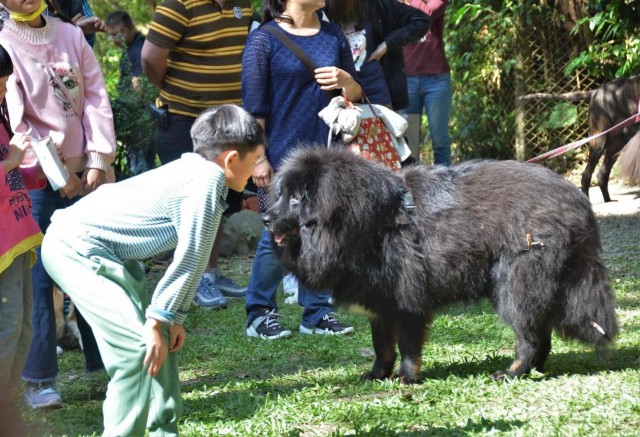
top-left (192, 276), bottom-right (229, 310)
top-left (24, 382), bottom-right (63, 410)
top-left (213, 270), bottom-right (247, 298)
top-left (300, 313), bottom-right (354, 336)
top-left (247, 309), bottom-right (292, 340)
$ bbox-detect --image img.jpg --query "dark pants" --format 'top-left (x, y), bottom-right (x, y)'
top-left (245, 230), bottom-right (334, 328)
top-left (23, 183), bottom-right (104, 382)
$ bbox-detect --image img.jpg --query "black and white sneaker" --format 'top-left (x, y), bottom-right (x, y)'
top-left (247, 309), bottom-right (292, 340)
top-left (299, 313), bottom-right (354, 336)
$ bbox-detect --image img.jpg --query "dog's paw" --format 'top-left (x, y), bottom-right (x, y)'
top-left (392, 372), bottom-right (418, 384)
top-left (491, 370), bottom-right (507, 382)
top-left (491, 370), bottom-right (523, 382)
top-left (360, 370), bottom-right (390, 381)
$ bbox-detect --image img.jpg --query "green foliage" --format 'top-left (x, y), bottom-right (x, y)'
top-left (100, 43), bottom-right (158, 178)
top-left (91, 0), bottom-right (156, 27)
top-left (542, 102), bottom-right (578, 130)
top-left (567, 0), bottom-right (640, 79)
top-left (444, 0), bottom-right (524, 160)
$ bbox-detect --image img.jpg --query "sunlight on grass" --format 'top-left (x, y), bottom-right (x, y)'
top-left (23, 252), bottom-right (639, 436)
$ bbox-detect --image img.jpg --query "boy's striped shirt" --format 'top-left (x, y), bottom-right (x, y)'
top-left (49, 154), bottom-right (228, 325)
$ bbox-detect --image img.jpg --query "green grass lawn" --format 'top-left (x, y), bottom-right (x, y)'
top-left (25, 252), bottom-right (640, 436)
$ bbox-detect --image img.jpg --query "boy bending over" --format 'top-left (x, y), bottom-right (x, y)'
top-left (41, 105), bottom-right (266, 436)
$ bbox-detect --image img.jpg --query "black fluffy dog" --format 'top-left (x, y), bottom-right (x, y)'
top-left (264, 148), bottom-right (618, 383)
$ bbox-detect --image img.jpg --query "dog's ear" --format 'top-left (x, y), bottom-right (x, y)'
top-left (299, 188), bottom-right (318, 227)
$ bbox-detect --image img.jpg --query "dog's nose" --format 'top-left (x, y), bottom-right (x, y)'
top-left (262, 214), bottom-right (271, 226)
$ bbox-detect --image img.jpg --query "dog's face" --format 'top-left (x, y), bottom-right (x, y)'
top-left (262, 164), bottom-right (316, 264)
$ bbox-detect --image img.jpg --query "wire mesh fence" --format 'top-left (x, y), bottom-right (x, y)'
top-left (513, 7), bottom-right (599, 170)
top-left (428, 4), bottom-right (604, 171)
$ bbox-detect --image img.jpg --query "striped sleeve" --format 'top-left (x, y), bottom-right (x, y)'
top-left (145, 175), bottom-right (225, 325)
top-left (146, 0), bottom-right (190, 50)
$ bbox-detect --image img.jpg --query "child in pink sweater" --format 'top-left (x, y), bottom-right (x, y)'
top-left (0, 0), bottom-right (116, 408)
top-left (0, 44), bottom-right (46, 420)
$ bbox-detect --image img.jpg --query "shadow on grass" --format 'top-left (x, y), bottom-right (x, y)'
top-left (419, 345), bottom-right (639, 381)
top-left (347, 417), bottom-right (527, 436)
top-left (177, 344), bottom-right (639, 427)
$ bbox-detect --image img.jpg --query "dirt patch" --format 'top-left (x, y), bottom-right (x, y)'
top-left (582, 182), bottom-right (640, 260)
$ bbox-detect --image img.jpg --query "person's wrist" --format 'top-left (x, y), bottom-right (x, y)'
top-left (146, 317), bottom-right (164, 329)
top-left (255, 156), bottom-right (269, 166)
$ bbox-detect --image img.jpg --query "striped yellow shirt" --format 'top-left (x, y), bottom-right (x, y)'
top-left (147, 0), bottom-right (253, 117)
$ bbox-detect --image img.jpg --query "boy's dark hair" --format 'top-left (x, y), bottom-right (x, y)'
top-left (191, 104), bottom-right (267, 160)
top-left (0, 44), bottom-right (14, 138)
top-left (105, 10), bottom-right (134, 28)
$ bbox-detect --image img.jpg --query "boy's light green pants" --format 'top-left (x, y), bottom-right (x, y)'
top-left (42, 227), bottom-right (182, 437)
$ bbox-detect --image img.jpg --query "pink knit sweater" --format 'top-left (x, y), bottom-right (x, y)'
top-left (0, 124), bottom-right (45, 274)
top-left (0, 16), bottom-right (115, 175)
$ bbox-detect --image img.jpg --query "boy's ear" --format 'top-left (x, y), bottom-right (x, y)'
top-left (222, 150), bottom-right (239, 170)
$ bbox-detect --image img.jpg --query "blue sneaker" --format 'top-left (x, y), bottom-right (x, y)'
top-left (24, 382), bottom-right (63, 410)
top-left (193, 276), bottom-right (229, 310)
top-left (213, 269), bottom-right (247, 298)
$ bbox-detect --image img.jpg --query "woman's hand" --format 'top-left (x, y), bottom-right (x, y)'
top-left (82, 168), bottom-right (108, 195)
top-left (73, 14), bottom-right (107, 35)
top-left (252, 158), bottom-right (273, 188)
top-left (315, 66), bottom-right (362, 102)
top-left (59, 172), bottom-right (84, 199)
top-left (368, 42), bottom-right (388, 62)
top-left (143, 318), bottom-right (168, 377)
top-left (314, 66), bottom-right (356, 91)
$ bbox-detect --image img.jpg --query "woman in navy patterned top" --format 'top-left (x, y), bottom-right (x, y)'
top-left (242, 0), bottom-right (362, 340)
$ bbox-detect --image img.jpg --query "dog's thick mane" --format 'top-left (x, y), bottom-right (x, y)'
top-left (276, 148), bottom-right (450, 313)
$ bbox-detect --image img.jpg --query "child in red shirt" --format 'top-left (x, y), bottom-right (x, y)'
top-left (0, 43), bottom-right (45, 417)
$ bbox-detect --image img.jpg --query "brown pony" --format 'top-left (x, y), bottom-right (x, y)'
top-left (581, 76), bottom-right (640, 202)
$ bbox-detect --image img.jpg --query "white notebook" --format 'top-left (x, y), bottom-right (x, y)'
top-left (32, 136), bottom-right (69, 191)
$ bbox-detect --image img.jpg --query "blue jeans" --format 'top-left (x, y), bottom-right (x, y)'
top-left (23, 184), bottom-right (104, 382)
top-left (245, 229), bottom-right (333, 328)
top-left (403, 73), bottom-right (453, 166)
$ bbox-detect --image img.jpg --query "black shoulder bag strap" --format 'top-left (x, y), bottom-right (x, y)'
top-left (262, 24), bottom-right (318, 77)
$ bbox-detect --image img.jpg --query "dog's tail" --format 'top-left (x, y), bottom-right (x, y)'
top-left (619, 129), bottom-right (640, 184)
top-left (558, 255), bottom-right (618, 347)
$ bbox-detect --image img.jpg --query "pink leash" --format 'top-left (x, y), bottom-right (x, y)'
top-left (526, 109), bottom-right (640, 164)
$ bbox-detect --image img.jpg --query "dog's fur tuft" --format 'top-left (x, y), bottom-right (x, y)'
top-left (265, 147), bottom-right (618, 383)
top-left (619, 130), bottom-right (640, 183)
